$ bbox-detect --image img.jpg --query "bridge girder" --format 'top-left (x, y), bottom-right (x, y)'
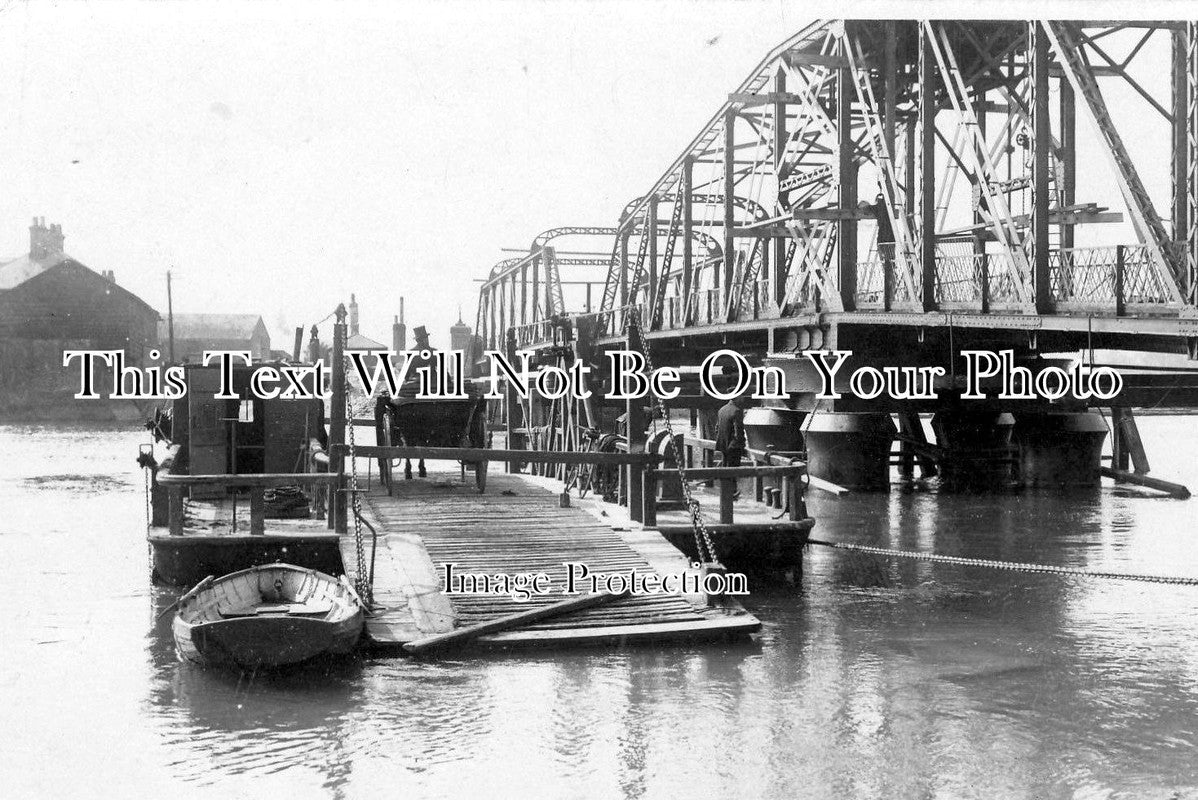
top-left (475, 18), bottom-right (1198, 356)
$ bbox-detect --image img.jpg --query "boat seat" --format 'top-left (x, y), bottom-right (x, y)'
top-left (218, 600), bottom-right (334, 618)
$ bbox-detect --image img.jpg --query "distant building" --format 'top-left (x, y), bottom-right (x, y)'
top-left (0, 217), bottom-right (159, 353)
top-left (449, 309), bottom-right (472, 352)
top-left (346, 332), bottom-right (388, 351)
top-left (166, 313), bottom-right (271, 362)
top-left (0, 217), bottom-right (160, 420)
top-left (392, 297), bottom-right (407, 352)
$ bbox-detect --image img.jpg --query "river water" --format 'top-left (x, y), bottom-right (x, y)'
top-left (1, 419), bottom-right (1197, 799)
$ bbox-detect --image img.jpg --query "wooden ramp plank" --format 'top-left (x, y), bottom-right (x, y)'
top-left (341, 465), bottom-right (759, 649)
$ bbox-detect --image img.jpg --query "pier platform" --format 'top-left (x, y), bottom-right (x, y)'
top-left (341, 466), bottom-right (761, 650)
top-left (147, 501), bottom-right (342, 586)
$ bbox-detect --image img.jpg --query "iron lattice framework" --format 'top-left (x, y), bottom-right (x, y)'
top-left (476, 19), bottom-right (1198, 352)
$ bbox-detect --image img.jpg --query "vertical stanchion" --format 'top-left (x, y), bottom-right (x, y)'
top-left (719, 478), bottom-right (734, 524)
top-left (330, 303), bottom-right (348, 534)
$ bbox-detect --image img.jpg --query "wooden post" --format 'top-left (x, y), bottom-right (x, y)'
top-left (168, 486), bottom-right (184, 536)
top-left (719, 478), bottom-right (735, 523)
top-left (505, 329), bottom-right (519, 474)
top-left (626, 321), bottom-right (646, 523)
top-left (787, 476), bottom-right (806, 521)
top-left (642, 470), bottom-right (657, 527)
top-left (898, 436), bottom-right (914, 480)
top-left (1122, 409), bottom-right (1150, 474)
top-left (1111, 407), bottom-right (1129, 471)
top-left (329, 303), bottom-right (348, 534)
top-left (249, 489), bottom-right (265, 535)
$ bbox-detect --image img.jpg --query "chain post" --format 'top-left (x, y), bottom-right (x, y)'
top-left (341, 328), bottom-right (372, 608)
top-left (624, 306), bottom-right (721, 567)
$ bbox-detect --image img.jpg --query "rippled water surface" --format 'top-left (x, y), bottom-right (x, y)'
top-left (2, 419), bottom-right (1198, 799)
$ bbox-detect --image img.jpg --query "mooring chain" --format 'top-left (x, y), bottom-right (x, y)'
top-left (341, 334), bottom-right (373, 607)
top-left (625, 307), bottom-right (720, 566)
top-left (808, 539), bottom-right (1198, 586)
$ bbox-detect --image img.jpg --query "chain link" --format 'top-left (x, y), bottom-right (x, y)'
top-left (624, 307), bottom-right (720, 566)
top-left (808, 539), bottom-right (1198, 586)
top-left (341, 330), bottom-right (372, 607)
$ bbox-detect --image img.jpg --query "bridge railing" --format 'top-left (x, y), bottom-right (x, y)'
top-left (931, 251), bottom-right (1019, 310)
top-left (512, 319), bottom-right (555, 348)
top-left (499, 244), bottom-right (1183, 349)
top-left (1050, 245), bottom-right (1173, 313)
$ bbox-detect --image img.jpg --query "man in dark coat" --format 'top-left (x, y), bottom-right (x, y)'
top-left (715, 397), bottom-right (747, 468)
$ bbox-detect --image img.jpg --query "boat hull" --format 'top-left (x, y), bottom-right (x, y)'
top-left (172, 564), bottom-right (365, 669)
top-left (175, 614), bottom-right (363, 668)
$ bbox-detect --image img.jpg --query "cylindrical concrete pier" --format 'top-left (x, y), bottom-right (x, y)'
top-left (804, 412), bottom-right (895, 491)
top-left (1014, 411), bottom-right (1108, 487)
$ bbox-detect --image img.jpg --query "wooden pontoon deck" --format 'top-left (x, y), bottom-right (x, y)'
top-left (342, 467), bottom-right (762, 649)
top-left (148, 501), bottom-right (342, 586)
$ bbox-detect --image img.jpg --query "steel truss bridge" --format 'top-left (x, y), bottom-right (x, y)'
top-left (476, 19), bottom-right (1198, 369)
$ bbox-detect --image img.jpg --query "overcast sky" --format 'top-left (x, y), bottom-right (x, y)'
top-left (0, 0), bottom-right (1190, 351)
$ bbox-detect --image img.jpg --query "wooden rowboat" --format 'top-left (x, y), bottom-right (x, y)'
top-left (173, 564), bottom-right (365, 668)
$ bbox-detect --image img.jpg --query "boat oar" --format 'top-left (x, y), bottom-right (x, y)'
top-left (403, 590), bottom-right (628, 656)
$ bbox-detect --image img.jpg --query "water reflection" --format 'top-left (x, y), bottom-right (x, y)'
top-left (2, 420), bottom-right (1198, 797)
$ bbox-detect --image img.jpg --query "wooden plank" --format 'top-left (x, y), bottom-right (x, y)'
top-left (649, 465), bottom-right (806, 479)
top-left (347, 467), bottom-right (760, 648)
top-left (404, 592), bottom-right (627, 654)
top-left (1100, 467), bottom-right (1191, 498)
top-left (475, 615), bottom-right (761, 646)
top-left (650, 521), bottom-right (814, 536)
top-left (158, 473), bottom-right (338, 487)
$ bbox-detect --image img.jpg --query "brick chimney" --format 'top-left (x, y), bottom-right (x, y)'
top-left (349, 293), bottom-right (360, 336)
top-left (29, 217), bottom-right (65, 260)
top-left (392, 297), bottom-right (406, 351)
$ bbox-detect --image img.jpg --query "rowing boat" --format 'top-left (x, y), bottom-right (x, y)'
top-left (173, 564), bottom-right (365, 668)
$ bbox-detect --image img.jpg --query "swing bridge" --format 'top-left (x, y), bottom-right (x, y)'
top-left (470, 19), bottom-right (1198, 504)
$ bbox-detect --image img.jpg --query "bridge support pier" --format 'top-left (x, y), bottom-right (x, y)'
top-left (1014, 411), bottom-right (1108, 487)
top-left (804, 412), bottom-right (895, 491)
top-left (930, 410), bottom-right (1016, 491)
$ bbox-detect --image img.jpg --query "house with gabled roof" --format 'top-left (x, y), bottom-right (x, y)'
top-left (165, 313), bottom-right (272, 362)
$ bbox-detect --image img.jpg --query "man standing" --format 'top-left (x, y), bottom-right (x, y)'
top-left (715, 397), bottom-right (747, 468)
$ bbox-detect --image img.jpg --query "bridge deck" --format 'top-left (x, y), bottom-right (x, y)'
top-left (340, 466), bottom-right (760, 650)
